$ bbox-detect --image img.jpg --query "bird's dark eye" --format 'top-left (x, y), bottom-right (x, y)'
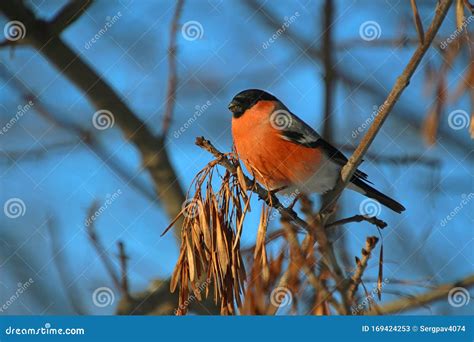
top-left (228, 99), bottom-right (245, 118)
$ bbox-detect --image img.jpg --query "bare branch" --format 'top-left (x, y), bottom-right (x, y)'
top-left (410, 0), bottom-right (425, 44)
top-left (321, 0), bottom-right (454, 217)
top-left (47, 216), bottom-right (87, 314)
top-left (326, 215), bottom-right (387, 229)
top-left (0, 1), bottom-right (186, 240)
top-left (195, 136), bottom-right (344, 313)
top-left (161, 0), bottom-right (184, 138)
top-left (349, 236), bottom-right (379, 300)
top-left (85, 202), bottom-right (121, 290)
top-left (0, 63), bottom-right (157, 203)
top-left (367, 274), bottom-right (474, 315)
top-left (117, 241), bottom-right (130, 298)
top-left (195, 136), bottom-right (309, 232)
top-left (50, 0), bottom-right (94, 34)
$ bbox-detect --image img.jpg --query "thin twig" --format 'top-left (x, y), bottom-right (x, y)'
top-left (410, 0), bottom-right (425, 44)
top-left (161, 0), bottom-right (184, 138)
top-left (0, 63), bottom-right (157, 203)
top-left (367, 274), bottom-right (474, 315)
top-left (320, 0), bottom-right (454, 218)
top-left (46, 216), bottom-right (87, 314)
top-left (0, 1), bottom-right (187, 241)
top-left (50, 0), bottom-right (94, 34)
top-left (326, 215), bottom-right (387, 229)
top-left (117, 241), bottom-right (130, 298)
top-left (348, 236), bottom-right (379, 300)
top-left (195, 136), bottom-right (310, 233)
top-left (195, 136), bottom-right (345, 313)
top-left (85, 202), bottom-right (121, 290)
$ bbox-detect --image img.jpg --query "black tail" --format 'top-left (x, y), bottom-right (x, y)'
top-left (350, 178), bottom-right (405, 214)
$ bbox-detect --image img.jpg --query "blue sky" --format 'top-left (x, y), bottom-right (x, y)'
top-left (0, 0), bottom-right (472, 315)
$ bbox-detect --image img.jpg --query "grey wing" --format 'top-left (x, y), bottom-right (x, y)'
top-left (277, 110), bottom-right (372, 183)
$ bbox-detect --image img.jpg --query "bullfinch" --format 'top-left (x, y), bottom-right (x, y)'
top-left (228, 89), bottom-right (405, 214)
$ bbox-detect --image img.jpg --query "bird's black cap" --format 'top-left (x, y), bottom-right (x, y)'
top-left (228, 89), bottom-right (278, 118)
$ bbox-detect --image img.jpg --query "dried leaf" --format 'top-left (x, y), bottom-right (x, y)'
top-left (236, 165), bottom-right (248, 194)
top-left (456, 0), bottom-right (465, 31)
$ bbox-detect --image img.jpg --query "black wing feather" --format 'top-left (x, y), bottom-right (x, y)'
top-left (279, 111), bottom-right (372, 184)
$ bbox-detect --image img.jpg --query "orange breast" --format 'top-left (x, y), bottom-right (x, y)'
top-left (231, 101), bottom-right (322, 190)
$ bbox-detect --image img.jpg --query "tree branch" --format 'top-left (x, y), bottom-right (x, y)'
top-left (195, 136), bottom-right (344, 313)
top-left (320, 0), bottom-right (454, 217)
top-left (161, 0), bottom-right (184, 138)
top-left (326, 215), bottom-right (387, 229)
top-left (348, 236), bottom-right (379, 300)
top-left (367, 274), bottom-right (474, 315)
top-left (195, 136), bottom-right (310, 232)
top-left (50, 0), bottom-right (94, 34)
top-left (0, 1), bottom-right (186, 240)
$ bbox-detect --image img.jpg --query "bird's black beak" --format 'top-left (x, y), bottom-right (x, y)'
top-left (228, 100), bottom-right (244, 118)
